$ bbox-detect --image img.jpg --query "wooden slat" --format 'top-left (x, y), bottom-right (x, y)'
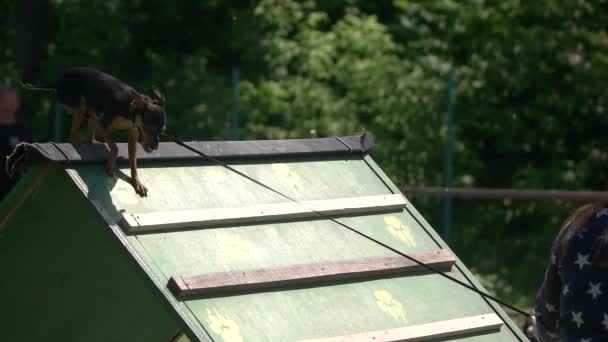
top-left (120, 194), bottom-right (406, 233)
top-left (11, 134), bottom-right (373, 166)
top-left (168, 249), bottom-right (455, 299)
top-left (300, 314), bottom-right (503, 342)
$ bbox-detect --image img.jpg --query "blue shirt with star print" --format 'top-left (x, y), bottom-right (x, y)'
top-left (535, 204), bottom-right (608, 341)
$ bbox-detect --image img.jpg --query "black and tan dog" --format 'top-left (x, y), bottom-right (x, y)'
top-left (22, 67), bottom-right (166, 197)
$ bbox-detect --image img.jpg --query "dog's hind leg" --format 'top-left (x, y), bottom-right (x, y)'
top-left (68, 98), bottom-right (88, 145)
top-left (85, 109), bottom-right (99, 144)
top-left (68, 111), bottom-right (83, 145)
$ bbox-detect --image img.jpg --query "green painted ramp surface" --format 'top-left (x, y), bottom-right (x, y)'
top-left (1, 135), bottom-right (527, 342)
top-left (71, 155), bottom-right (525, 341)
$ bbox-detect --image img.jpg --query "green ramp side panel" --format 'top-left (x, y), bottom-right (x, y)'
top-left (0, 166), bottom-right (181, 342)
top-left (2, 135), bottom-right (527, 342)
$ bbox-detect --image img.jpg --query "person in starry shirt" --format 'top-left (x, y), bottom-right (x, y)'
top-left (534, 203), bottom-right (608, 341)
top-left (0, 87), bottom-right (33, 201)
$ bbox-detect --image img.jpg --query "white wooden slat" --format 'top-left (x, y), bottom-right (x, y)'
top-left (300, 314), bottom-right (503, 342)
top-left (120, 194), bottom-right (406, 233)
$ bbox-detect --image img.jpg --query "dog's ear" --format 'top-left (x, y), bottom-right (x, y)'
top-left (150, 87), bottom-right (166, 107)
top-left (130, 90), bottom-right (146, 110)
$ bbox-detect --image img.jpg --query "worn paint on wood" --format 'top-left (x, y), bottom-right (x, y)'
top-left (121, 194), bottom-right (407, 233)
top-left (363, 155), bottom-right (529, 342)
top-left (69, 155), bottom-right (523, 342)
top-left (183, 275), bottom-right (518, 341)
top-left (300, 314), bottom-right (503, 341)
top-left (169, 249), bottom-right (455, 298)
top-left (75, 157), bottom-right (391, 218)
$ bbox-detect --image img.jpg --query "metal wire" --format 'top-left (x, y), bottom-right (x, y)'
top-left (163, 133), bottom-right (545, 333)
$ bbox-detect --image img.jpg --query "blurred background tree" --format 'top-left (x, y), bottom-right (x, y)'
top-left (2, 0), bottom-right (608, 308)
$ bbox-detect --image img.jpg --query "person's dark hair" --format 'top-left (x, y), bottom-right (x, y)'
top-left (556, 203), bottom-right (608, 266)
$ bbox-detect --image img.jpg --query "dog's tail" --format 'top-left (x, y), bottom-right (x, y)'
top-left (20, 80), bottom-right (56, 92)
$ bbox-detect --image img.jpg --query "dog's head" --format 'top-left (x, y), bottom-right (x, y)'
top-left (131, 88), bottom-right (166, 153)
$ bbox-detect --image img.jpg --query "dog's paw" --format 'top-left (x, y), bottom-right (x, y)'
top-left (131, 179), bottom-right (148, 197)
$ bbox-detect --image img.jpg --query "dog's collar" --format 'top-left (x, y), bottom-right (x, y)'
top-left (129, 103), bottom-right (144, 122)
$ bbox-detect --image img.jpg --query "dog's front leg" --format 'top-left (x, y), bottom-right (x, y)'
top-left (69, 111), bottom-right (84, 145)
top-left (103, 126), bottom-right (118, 176)
top-left (85, 113), bottom-right (99, 144)
top-left (128, 128), bottom-right (147, 197)
top-left (70, 98), bottom-right (89, 145)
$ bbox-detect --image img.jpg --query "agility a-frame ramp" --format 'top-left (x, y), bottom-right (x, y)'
top-left (0, 134), bottom-right (527, 341)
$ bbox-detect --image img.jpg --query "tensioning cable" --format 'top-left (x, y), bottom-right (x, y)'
top-left (162, 133), bottom-right (543, 331)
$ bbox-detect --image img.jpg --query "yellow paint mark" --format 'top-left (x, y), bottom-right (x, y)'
top-left (272, 163), bottom-right (304, 189)
top-left (206, 308), bottom-right (244, 342)
top-left (107, 176), bottom-right (140, 205)
top-left (216, 233), bottom-right (247, 259)
top-left (374, 290), bottom-right (407, 322)
top-left (384, 215), bottom-right (416, 247)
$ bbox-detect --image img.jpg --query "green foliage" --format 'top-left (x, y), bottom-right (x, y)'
top-left (3, 0), bottom-right (608, 307)
top-left (241, 0), bottom-right (448, 193)
top-left (0, 0), bottom-right (18, 86)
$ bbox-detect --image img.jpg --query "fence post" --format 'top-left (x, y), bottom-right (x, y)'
top-left (443, 71), bottom-right (456, 243)
top-left (231, 66), bottom-right (240, 140)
